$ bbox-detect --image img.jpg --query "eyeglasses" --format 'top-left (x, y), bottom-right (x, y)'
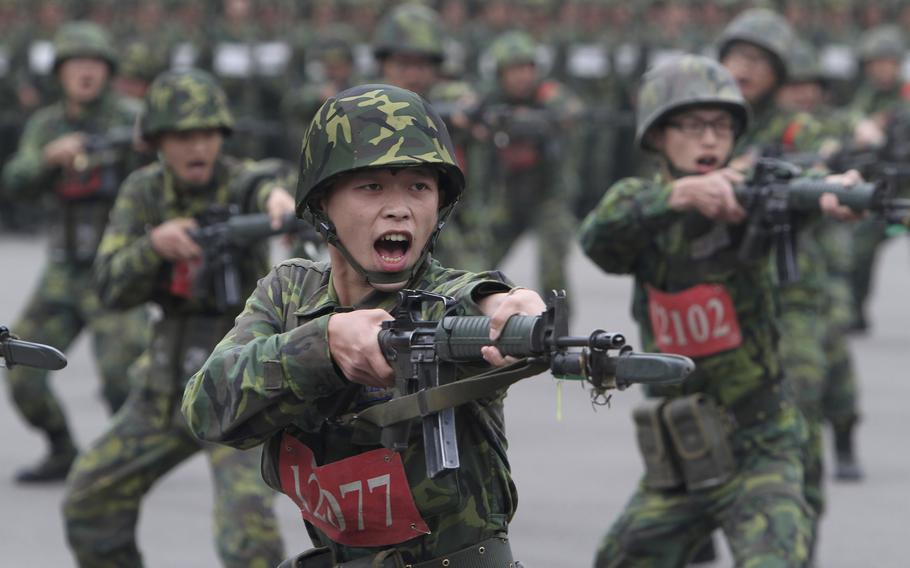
top-left (666, 116), bottom-right (736, 138)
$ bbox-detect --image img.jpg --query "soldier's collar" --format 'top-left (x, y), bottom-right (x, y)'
top-left (293, 260), bottom-right (434, 318)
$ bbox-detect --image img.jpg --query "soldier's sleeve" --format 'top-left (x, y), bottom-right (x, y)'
top-left (182, 264), bottom-right (349, 448)
top-left (1, 112), bottom-right (55, 197)
top-left (578, 176), bottom-right (677, 274)
top-left (93, 170), bottom-right (165, 309)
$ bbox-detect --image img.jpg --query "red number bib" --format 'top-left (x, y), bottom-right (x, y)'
top-left (646, 284), bottom-right (742, 358)
top-left (277, 433), bottom-right (430, 548)
top-left (169, 258), bottom-right (203, 299)
top-left (57, 169), bottom-right (103, 200)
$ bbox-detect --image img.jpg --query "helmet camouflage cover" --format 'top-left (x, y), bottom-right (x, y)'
top-left (858, 25), bottom-right (906, 62)
top-left (141, 69), bottom-right (235, 140)
top-left (716, 8), bottom-right (795, 81)
top-left (296, 83), bottom-right (464, 219)
top-left (52, 21), bottom-right (118, 73)
top-left (787, 39), bottom-right (824, 84)
top-left (296, 83), bottom-right (465, 284)
top-left (636, 54), bottom-right (750, 151)
top-left (373, 3), bottom-right (445, 63)
top-left (488, 30), bottom-right (537, 73)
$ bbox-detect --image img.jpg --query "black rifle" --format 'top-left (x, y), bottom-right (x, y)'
top-left (71, 125), bottom-right (137, 199)
top-left (735, 158), bottom-right (910, 282)
top-left (367, 290), bottom-right (695, 478)
top-left (0, 326), bottom-right (67, 370)
top-left (189, 208), bottom-right (315, 312)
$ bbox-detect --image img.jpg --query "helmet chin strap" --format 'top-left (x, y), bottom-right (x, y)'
top-left (314, 205), bottom-right (454, 287)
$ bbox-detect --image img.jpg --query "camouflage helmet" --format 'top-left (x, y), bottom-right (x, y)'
top-left (140, 69), bottom-right (235, 140)
top-left (487, 31), bottom-right (537, 73)
top-left (52, 21), bottom-right (118, 73)
top-left (296, 84), bottom-right (465, 284)
top-left (636, 54), bottom-right (750, 151)
top-left (119, 42), bottom-right (168, 83)
top-left (716, 8), bottom-right (794, 81)
top-left (787, 39), bottom-right (824, 84)
top-left (858, 25), bottom-right (906, 62)
top-left (373, 4), bottom-right (445, 63)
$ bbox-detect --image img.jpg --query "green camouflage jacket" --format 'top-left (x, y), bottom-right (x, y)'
top-left (579, 174), bottom-right (780, 407)
top-left (93, 155), bottom-right (275, 315)
top-left (182, 259), bottom-right (516, 562)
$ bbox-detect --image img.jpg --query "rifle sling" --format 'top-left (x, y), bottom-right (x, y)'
top-left (350, 359), bottom-right (550, 429)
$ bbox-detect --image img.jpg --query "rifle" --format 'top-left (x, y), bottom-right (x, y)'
top-left (366, 290), bottom-right (695, 478)
top-left (0, 326), bottom-right (67, 370)
top-left (735, 158), bottom-right (910, 282)
top-left (189, 208), bottom-right (316, 312)
top-left (71, 125), bottom-right (136, 174)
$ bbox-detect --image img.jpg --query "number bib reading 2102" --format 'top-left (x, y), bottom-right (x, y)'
top-left (277, 433), bottom-right (430, 547)
top-left (646, 284), bottom-right (742, 358)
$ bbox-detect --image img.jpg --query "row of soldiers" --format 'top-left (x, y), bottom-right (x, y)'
top-left (2, 2), bottom-right (908, 568)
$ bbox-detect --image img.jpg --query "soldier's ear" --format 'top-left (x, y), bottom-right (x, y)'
top-left (646, 129), bottom-right (665, 153)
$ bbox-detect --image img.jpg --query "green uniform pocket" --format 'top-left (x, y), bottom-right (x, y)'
top-left (663, 394), bottom-right (735, 491)
top-left (632, 400), bottom-right (683, 490)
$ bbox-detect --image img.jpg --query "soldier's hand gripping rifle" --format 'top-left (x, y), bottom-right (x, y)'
top-left (358, 290), bottom-right (695, 478)
top-left (735, 158), bottom-right (910, 282)
top-left (189, 207), bottom-right (315, 312)
top-left (0, 326), bottom-right (67, 370)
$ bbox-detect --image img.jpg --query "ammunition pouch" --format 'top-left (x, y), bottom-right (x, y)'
top-left (632, 399), bottom-right (683, 490)
top-left (633, 394), bottom-right (736, 492)
top-left (280, 536), bottom-right (517, 568)
top-left (663, 395), bottom-right (735, 491)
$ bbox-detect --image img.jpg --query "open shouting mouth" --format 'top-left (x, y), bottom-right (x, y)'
top-left (695, 155), bottom-right (720, 174)
top-left (374, 231), bottom-right (412, 271)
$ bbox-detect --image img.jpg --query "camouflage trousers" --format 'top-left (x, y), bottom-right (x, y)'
top-left (848, 217), bottom-right (889, 325)
top-left (594, 406), bottom-right (813, 568)
top-left (4, 261), bottom-right (148, 438)
top-left (820, 276), bottom-right (860, 430)
top-left (63, 351), bottom-right (285, 568)
top-left (777, 309), bottom-right (827, 527)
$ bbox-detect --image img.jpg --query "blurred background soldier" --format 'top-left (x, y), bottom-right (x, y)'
top-left (778, 38), bottom-right (866, 483)
top-left (846, 24), bottom-right (910, 334)
top-left (1, 21), bottom-right (149, 483)
top-left (63, 68), bottom-right (291, 568)
top-left (471, 30), bottom-right (583, 307)
top-left (718, 7), bottom-right (840, 558)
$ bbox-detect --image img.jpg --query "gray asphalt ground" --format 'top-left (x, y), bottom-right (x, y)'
top-left (1, 231), bottom-right (908, 567)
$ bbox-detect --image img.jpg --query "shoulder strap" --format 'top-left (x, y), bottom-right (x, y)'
top-left (351, 359), bottom-right (549, 428)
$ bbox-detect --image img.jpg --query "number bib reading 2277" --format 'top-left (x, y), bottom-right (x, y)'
top-left (646, 284), bottom-right (742, 358)
top-left (277, 433), bottom-right (430, 547)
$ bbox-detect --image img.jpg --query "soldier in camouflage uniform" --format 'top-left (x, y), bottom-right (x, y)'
top-left (1, 21), bottom-right (149, 483)
top-left (62, 69), bottom-right (289, 568)
top-left (846, 25), bottom-right (910, 334)
top-left (777, 39), bottom-right (866, 482)
top-left (473, 30), bottom-right (584, 306)
top-left (718, 10), bottom-right (852, 540)
top-left (182, 83), bottom-right (546, 567)
top-left (582, 54), bottom-right (852, 568)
